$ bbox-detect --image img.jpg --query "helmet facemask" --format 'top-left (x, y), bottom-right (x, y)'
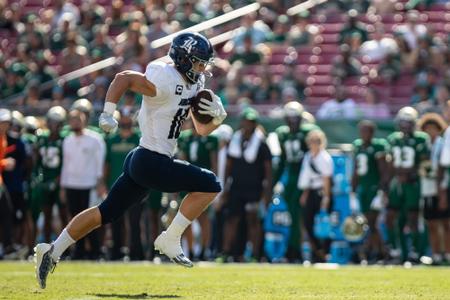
top-left (185, 55), bottom-right (214, 84)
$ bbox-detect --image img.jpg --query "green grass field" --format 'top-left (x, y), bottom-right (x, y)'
top-left (1, 262), bottom-right (450, 299)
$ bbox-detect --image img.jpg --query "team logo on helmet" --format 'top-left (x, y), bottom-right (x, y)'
top-left (180, 37), bottom-right (198, 54)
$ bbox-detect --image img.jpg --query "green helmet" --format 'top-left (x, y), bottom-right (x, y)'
top-left (47, 106), bottom-right (67, 123)
top-left (71, 98), bottom-right (93, 115)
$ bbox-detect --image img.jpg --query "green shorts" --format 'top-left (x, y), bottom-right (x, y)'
top-left (356, 185), bottom-right (378, 213)
top-left (146, 190), bottom-right (162, 210)
top-left (29, 181), bottom-right (60, 221)
top-left (388, 178), bottom-right (420, 211)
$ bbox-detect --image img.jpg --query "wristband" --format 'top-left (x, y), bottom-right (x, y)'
top-left (103, 102), bottom-right (117, 115)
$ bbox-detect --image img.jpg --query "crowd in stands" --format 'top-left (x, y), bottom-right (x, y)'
top-left (1, 0), bottom-right (450, 117)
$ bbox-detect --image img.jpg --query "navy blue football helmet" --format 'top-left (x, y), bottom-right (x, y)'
top-left (169, 32), bottom-right (214, 84)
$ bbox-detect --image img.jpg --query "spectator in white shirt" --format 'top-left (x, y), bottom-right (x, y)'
top-left (60, 110), bottom-right (106, 259)
top-left (298, 130), bottom-right (334, 262)
top-left (359, 24), bottom-right (398, 62)
top-left (316, 86), bottom-right (358, 120)
top-left (395, 10), bottom-right (427, 50)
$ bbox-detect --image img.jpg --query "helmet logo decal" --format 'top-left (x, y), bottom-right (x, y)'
top-left (180, 37), bottom-right (197, 53)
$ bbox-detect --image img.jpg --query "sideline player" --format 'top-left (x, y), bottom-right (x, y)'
top-left (273, 102), bottom-right (318, 262)
top-left (386, 107), bottom-right (429, 262)
top-left (351, 120), bottom-right (389, 262)
top-left (34, 32), bottom-right (227, 289)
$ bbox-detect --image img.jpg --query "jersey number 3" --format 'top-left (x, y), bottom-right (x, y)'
top-left (168, 108), bottom-right (189, 139)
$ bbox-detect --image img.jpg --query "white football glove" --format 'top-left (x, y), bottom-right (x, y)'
top-left (198, 90), bottom-right (227, 125)
top-left (99, 112), bottom-right (118, 133)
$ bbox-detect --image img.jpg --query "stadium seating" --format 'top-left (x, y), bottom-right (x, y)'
top-left (1, 1), bottom-right (449, 113)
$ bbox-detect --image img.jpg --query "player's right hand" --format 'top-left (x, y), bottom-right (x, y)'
top-left (99, 112), bottom-right (118, 133)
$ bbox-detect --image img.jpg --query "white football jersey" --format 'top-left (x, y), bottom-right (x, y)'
top-left (138, 61), bottom-right (204, 157)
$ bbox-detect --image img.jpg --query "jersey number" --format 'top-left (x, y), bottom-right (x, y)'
top-left (392, 146), bottom-right (415, 168)
top-left (168, 108), bottom-right (189, 139)
top-left (40, 146), bottom-right (60, 168)
top-left (284, 140), bottom-right (303, 163)
top-left (356, 153), bottom-right (368, 176)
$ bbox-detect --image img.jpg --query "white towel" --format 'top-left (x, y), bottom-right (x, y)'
top-left (228, 128), bottom-right (265, 163)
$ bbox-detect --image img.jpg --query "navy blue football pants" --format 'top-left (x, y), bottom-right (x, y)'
top-left (98, 147), bottom-right (221, 224)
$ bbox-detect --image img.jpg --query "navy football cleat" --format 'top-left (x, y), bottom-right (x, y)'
top-left (154, 231), bottom-right (193, 268)
top-left (34, 243), bottom-right (57, 289)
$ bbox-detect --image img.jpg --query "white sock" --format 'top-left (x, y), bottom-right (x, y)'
top-left (166, 212), bottom-right (191, 239)
top-left (51, 228), bottom-right (75, 260)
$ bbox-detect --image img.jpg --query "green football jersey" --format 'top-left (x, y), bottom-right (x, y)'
top-left (105, 130), bottom-right (140, 188)
top-left (36, 132), bottom-right (64, 182)
top-left (178, 129), bottom-right (218, 170)
top-left (387, 131), bottom-right (429, 170)
top-left (275, 123), bottom-right (318, 182)
top-left (352, 138), bottom-right (388, 187)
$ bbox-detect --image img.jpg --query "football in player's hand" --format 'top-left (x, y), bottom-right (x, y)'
top-left (191, 89), bottom-right (214, 124)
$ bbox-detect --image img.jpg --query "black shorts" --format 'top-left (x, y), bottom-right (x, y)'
top-left (225, 189), bottom-right (261, 216)
top-left (127, 147), bottom-right (221, 193)
top-left (423, 195), bottom-right (450, 220)
top-left (99, 147), bottom-right (221, 224)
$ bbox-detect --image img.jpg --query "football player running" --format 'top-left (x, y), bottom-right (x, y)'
top-left (386, 107), bottom-right (429, 262)
top-left (34, 32), bottom-right (227, 289)
top-left (351, 120), bottom-right (389, 263)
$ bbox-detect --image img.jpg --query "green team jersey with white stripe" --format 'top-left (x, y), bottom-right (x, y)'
top-left (36, 132), bottom-right (64, 182)
top-left (275, 123), bottom-right (318, 183)
top-left (387, 131), bottom-right (429, 171)
top-left (352, 138), bottom-right (389, 188)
